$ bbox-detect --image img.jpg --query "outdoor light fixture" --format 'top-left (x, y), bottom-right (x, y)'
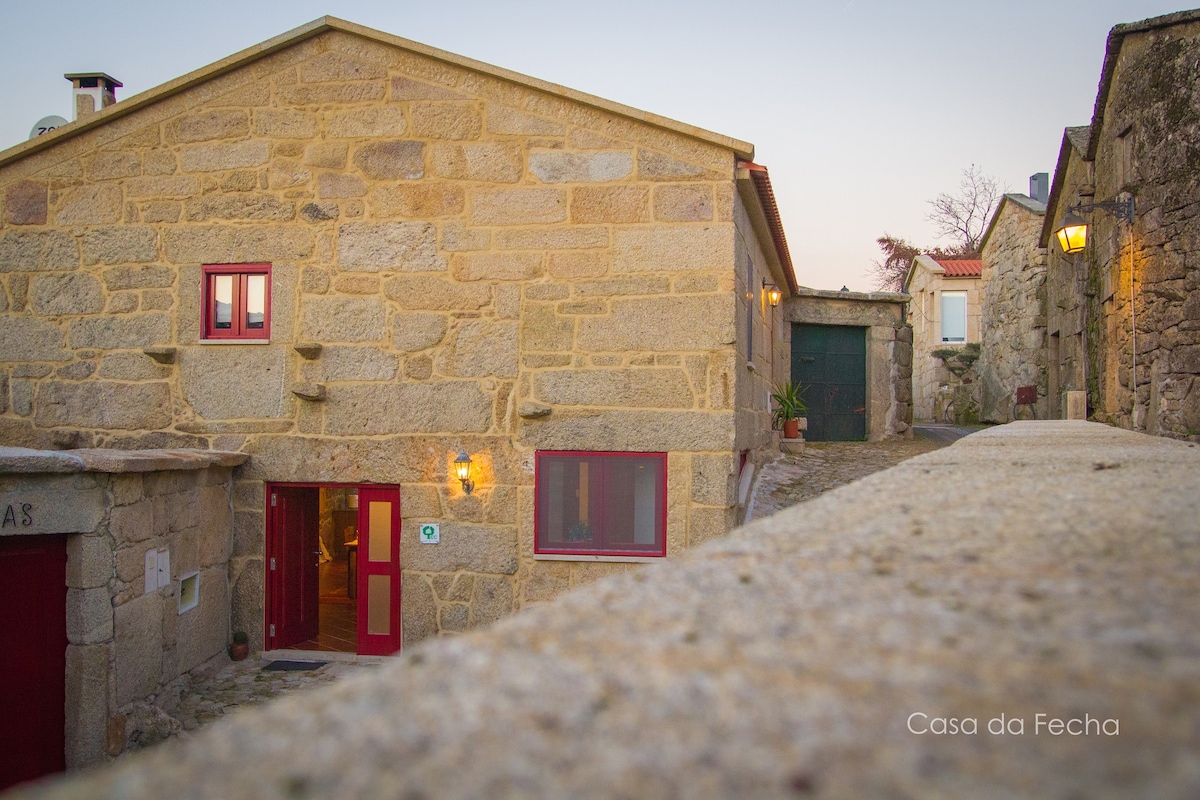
top-left (762, 279), bottom-right (782, 307)
top-left (1054, 197), bottom-right (1135, 254)
top-left (453, 449), bottom-right (475, 495)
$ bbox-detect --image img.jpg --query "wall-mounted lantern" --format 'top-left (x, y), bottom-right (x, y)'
top-left (762, 280), bottom-right (782, 308)
top-left (454, 449), bottom-right (475, 495)
top-left (1053, 197), bottom-right (1135, 254)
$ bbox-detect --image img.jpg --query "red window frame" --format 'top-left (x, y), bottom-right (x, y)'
top-left (534, 451), bottom-right (667, 558)
top-left (201, 264), bottom-right (272, 340)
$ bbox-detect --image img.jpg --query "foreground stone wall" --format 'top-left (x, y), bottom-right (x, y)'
top-left (16, 422), bottom-right (1200, 799)
top-left (978, 195), bottom-right (1048, 423)
top-left (0, 447), bottom-right (243, 769)
top-left (0, 28), bottom-right (778, 648)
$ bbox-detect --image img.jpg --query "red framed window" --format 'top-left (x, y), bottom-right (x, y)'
top-left (535, 451), bottom-right (667, 557)
top-left (202, 264), bottom-right (271, 340)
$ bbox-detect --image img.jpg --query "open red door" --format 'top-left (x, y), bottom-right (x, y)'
top-left (356, 487), bottom-right (401, 655)
top-left (268, 486), bottom-right (320, 649)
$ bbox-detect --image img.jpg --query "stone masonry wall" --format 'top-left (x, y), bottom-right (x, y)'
top-left (905, 261), bottom-right (982, 423)
top-left (0, 29), bottom-right (760, 649)
top-left (978, 198), bottom-right (1048, 423)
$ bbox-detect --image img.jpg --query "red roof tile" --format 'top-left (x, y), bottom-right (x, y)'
top-left (935, 259), bottom-right (982, 277)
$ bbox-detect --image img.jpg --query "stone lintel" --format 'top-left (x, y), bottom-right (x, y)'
top-left (0, 447), bottom-right (248, 475)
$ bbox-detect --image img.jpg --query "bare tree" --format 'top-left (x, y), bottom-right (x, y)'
top-left (868, 234), bottom-right (966, 293)
top-left (927, 164), bottom-right (1003, 251)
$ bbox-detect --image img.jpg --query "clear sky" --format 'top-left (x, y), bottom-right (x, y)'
top-left (0, 1), bottom-right (1189, 291)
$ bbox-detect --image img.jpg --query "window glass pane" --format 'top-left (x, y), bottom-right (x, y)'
top-left (367, 575), bottom-right (390, 635)
top-left (367, 501), bottom-right (391, 562)
top-left (942, 292), bottom-right (967, 342)
top-left (245, 274), bottom-right (266, 330)
top-left (537, 454), bottom-right (663, 555)
top-left (213, 275), bottom-right (233, 329)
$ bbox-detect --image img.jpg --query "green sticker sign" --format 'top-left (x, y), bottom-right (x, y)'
top-left (419, 523), bottom-right (440, 544)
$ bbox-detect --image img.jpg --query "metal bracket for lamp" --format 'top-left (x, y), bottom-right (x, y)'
top-left (1054, 196), bottom-right (1135, 254)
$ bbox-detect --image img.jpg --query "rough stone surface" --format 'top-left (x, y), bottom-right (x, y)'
top-left (403, 523), bottom-right (518, 574)
top-left (300, 296), bottom-right (386, 342)
top-left (324, 383), bottom-right (491, 435)
top-left (530, 151), bottom-right (633, 183)
top-left (31, 273), bottom-right (105, 315)
top-left (353, 140), bottom-right (425, 180)
top-left (534, 368), bottom-right (693, 408)
top-left (336, 222), bottom-right (445, 272)
top-left (35, 382), bottom-right (172, 430)
top-left (180, 347), bottom-right (287, 419)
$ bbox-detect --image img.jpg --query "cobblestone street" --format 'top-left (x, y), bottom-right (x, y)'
top-left (750, 427), bottom-right (979, 520)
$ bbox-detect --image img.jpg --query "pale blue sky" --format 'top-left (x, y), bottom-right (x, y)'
top-left (0, 1), bottom-right (1188, 290)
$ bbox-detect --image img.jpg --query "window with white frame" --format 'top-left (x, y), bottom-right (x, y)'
top-left (941, 291), bottom-right (967, 343)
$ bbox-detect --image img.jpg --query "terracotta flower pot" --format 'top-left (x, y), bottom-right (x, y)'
top-left (783, 419), bottom-right (800, 439)
top-left (229, 643), bottom-right (249, 661)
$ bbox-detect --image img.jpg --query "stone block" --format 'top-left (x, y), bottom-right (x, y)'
top-left (410, 101), bottom-right (482, 140)
top-left (113, 592), bottom-right (162, 705)
top-left (4, 179), bottom-right (48, 225)
top-left (11, 379), bottom-right (33, 415)
top-left (64, 643), bottom-right (109, 768)
top-left (535, 368), bottom-right (693, 408)
top-left (325, 382), bottom-right (492, 435)
top-left (66, 535), bottom-right (114, 589)
top-left (577, 295), bottom-right (735, 351)
top-left (520, 304), bottom-right (574, 352)
top-left (229, 557), bottom-right (263, 652)
top-left (171, 110), bottom-right (249, 142)
top-left (124, 176), bottom-right (201, 198)
top-left (637, 148), bottom-right (723, 181)
top-left (98, 352), bottom-right (172, 381)
top-left (180, 141), bottom-right (269, 172)
top-left (383, 276), bottom-right (490, 310)
top-left (0, 316), bottom-right (69, 361)
top-left (521, 409), bottom-right (735, 451)
top-left (399, 484), bottom-right (442, 519)
top-left (185, 194), bottom-right (295, 222)
top-left (654, 184), bottom-right (714, 221)
top-left (115, 544), bottom-right (147, 584)
top-left (405, 355), bottom-right (433, 380)
top-left (300, 202), bottom-right (338, 222)
top-left (278, 82), bottom-right (386, 106)
top-left (299, 51), bottom-right (387, 83)
top-left (495, 227), bottom-right (608, 251)
top-left (143, 151), bottom-right (177, 177)
top-left (470, 575), bottom-right (514, 628)
top-left (391, 76), bottom-right (463, 100)
top-left (86, 152), bottom-right (142, 181)
top-left (430, 143), bottom-right (522, 183)
top-left (180, 346), bottom-right (287, 419)
top-left (67, 587), bottom-right (114, 645)
top-left (233, 510), bottom-right (263, 557)
top-left (570, 186), bottom-right (650, 224)
top-left (35, 381), bottom-right (172, 430)
top-left (402, 523), bottom-right (517, 574)
top-left (327, 106), bottom-right (407, 138)
top-left (439, 221), bottom-right (489, 252)
top-left (523, 561), bottom-right (571, 603)
top-left (320, 346), bottom-right (399, 380)
top-left (531, 151), bottom-right (633, 183)
top-left (390, 312), bottom-right (449, 352)
top-left (0, 480), bottom-right (105, 534)
top-left (369, 183), bottom-right (463, 218)
top-left (163, 225), bottom-right (312, 263)
top-left (439, 603), bottom-right (469, 632)
top-left (451, 252), bottom-right (542, 282)
top-left (353, 140), bottom-right (425, 180)
top-left (176, 566), bottom-right (229, 673)
top-left (0, 229), bottom-right (77, 272)
top-left (317, 172), bottom-right (366, 199)
top-left (487, 106), bottom-right (563, 136)
top-left (81, 226), bottom-right (159, 265)
top-left (688, 505), bottom-right (735, 547)
top-left (111, 500), bottom-right (154, 544)
top-left (337, 221), bottom-right (445, 272)
top-left (431, 573), bottom-right (474, 603)
top-left (438, 320), bottom-right (519, 378)
top-left (573, 275), bottom-right (672, 297)
top-left (255, 109), bottom-right (317, 138)
top-left (471, 188), bottom-right (566, 225)
top-left (402, 575), bottom-right (438, 644)
top-left (31, 273), bottom-right (104, 315)
top-left (691, 453), bottom-right (736, 506)
top-left (69, 314), bottom-right (170, 349)
top-left (55, 184), bottom-right (122, 224)
top-left (612, 225), bottom-right (732, 272)
top-left (106, 292), bottom-right (138, 313)
top-left (269, 160), bottom-right (312, 189)
top-left (300, 295), bottom-right (386, 342)
top-left (304, 141), bottom-right (349, 169)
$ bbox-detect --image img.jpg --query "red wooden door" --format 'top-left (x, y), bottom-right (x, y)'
top-left (268, 487), bottom-right (320, 649)
top-left (0, 535), bottom-right (67, 790)
top-left (356, 487), bottom-right (401, 655)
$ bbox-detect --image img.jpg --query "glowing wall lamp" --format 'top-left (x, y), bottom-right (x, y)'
top-left (453, 449), bottom-right (475, 495)
top-left (762, 280), bottom-right (782, 308)
top-left (1053, 197), bottom-right (1135, 254)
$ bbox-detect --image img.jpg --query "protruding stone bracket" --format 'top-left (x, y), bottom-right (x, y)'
top-left (517, 401), bottom-right (552, 419)
top-left (143, 346), bottom-right (176, 364)
top-left (291, 382), bottom-right (327, 402)
top-left (294, 343), bottom-right (323, 360)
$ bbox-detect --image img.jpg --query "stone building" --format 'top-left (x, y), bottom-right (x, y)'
top-left (976, 182), bottom-right (1048, 423)
top-left (903, 255), bottom-right (983, 422)
top-left (0, 16), bottom-right (797, 774)
top-left (1042, 10), bottom-right (1200, 437)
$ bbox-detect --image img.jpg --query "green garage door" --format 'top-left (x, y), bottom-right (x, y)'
top-left (791, 324), bottom-right (867, 441)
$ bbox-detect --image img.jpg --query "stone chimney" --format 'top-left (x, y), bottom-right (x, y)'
top-left (64, 72), bottom-right (122, 120)
top-left (1029, 172), bottom-right (1049, 204)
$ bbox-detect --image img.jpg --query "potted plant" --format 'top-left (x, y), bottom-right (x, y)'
top-left (229, 630), bottom-right (249, 662)
top-left (771, 380), bottom-right (808, 440)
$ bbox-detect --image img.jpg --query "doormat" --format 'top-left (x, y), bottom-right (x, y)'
top-left (262, 660), bottom-right (325, 671)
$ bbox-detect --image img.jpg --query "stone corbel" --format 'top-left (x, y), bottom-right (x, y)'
top-left (291, 383), bottom-right (327, 402)
top-left (143, 347), bottom-right (176, 364)
top-left (517, 401), bottom-right (552, 419)
top-left (293, 343), bottom-right (323, 360)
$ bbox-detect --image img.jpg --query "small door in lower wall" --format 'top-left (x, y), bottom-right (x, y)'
top-left (0, 534), bottom-right (67, 791)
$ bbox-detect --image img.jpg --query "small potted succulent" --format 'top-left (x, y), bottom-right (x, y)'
top-left (771, 380), bottom-right (808, 440)
top-left (229, 630), bottom-right (250, 662)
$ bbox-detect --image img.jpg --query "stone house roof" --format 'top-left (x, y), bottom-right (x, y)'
top-left (979, 193), bottom-right (1045, 253)
top-left (933, 259), bottom-right (982, 277)
top-left (1039, 126), bottom-right (1093, 248)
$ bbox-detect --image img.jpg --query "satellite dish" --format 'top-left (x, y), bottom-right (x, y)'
top-left (29, 115), bottom-right (69, 140)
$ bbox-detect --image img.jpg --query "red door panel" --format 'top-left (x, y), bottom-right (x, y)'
top-left (356, 487), bottom-right (401, 655)
top-left (0, 535), bottom-right (67, 790)
top-left (269, 487), bottom-right (319, 649)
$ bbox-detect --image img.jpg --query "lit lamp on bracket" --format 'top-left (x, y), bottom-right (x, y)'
top-left (762, 279), bottom-right (782, 308)
top-left (1054, 197), bottom-right (1135, 254)
top-left (453, 449), bottom-right (475, 495)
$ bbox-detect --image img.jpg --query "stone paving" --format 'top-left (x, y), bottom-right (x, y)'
top-left (749, 426), bottom-right (978, 520)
